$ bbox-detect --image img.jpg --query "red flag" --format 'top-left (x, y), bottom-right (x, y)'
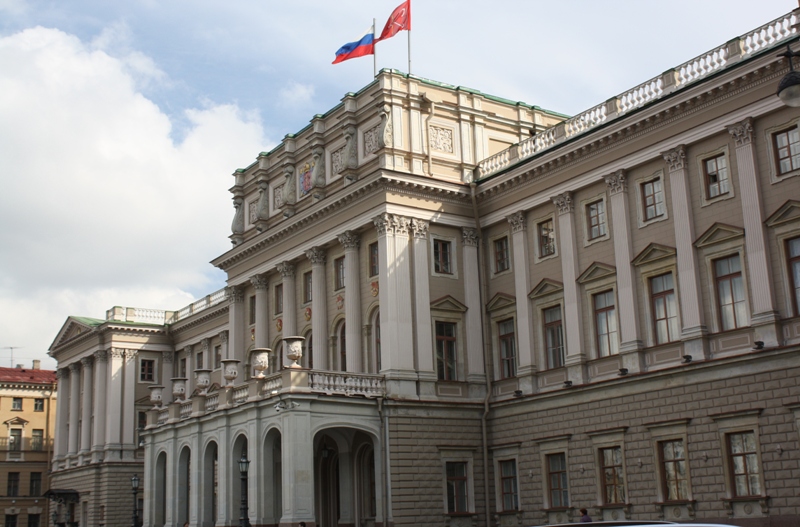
top-left (377, 0), bottom-right (411, 42)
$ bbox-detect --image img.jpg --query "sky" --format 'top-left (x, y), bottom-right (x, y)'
top-left (0, 0), bottom-right (793, 370)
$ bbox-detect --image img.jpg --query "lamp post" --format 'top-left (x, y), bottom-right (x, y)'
top-left (51, 508), bottom-right (58, 527)
top-left (238, 452), bottom-right (250, 527)
top-left (778, 44), bottom-right (800, 107)
top-left (131, 474), bottom-right (140, 527)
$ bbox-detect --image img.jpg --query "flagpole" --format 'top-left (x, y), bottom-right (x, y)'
top-left (373, 18), bottom-right (377, 78)
top-left (407, 2), bottom-right (412, 74)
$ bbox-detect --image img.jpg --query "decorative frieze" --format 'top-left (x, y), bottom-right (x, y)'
top-left (411, 218), bottom-right (429, 239)
top-left (277, 261), bottom-right (296, 278)
top-left (604, 170), bottom-right (627, 195)
top-left (462, 227), bottom-right (479, 247)
top-left (306, 247), bottom-right (327, 265)
top-left (429, 126), bottom-right (454, 153)
top-left (379, 103), bottom-right (393, 149)
top-left (250, 274), bottom-right (269, 290)
top-left (662, 146), bottom-right (687, 172)
top-left (727, 117), bottom-right (754, 147)
top-left (374, 213), bottom-right (412, 236)
top-left (338, 230), bottom-right (361, 249)
top-left (273, 185), bottom-right (284, 209)
top-left (552, 192), bottom-right (574, 215)
top-left (507, 211), bottom-right (527, 233)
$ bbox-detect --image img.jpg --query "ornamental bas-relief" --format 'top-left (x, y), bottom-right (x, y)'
top-left (429, 125), bottom-right (454, 153)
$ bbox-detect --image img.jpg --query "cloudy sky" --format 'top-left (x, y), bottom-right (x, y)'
top-left (0, 0), bottom-right (792, 369)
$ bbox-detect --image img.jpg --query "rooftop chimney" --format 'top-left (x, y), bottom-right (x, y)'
top-left (32, 360), bottom-right (40, 370)
top-left (15, 364), bottom-right (23, 369)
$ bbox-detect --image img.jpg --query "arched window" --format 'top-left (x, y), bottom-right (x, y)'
top-left (339, 322), bottom-right (347, 371)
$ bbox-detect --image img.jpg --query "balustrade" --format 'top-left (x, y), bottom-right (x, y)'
top-left (179, 401), bottom-right (192, 419)
top-left (309, 371), bottom-right (385, 398)
top-left (205, 392), bottom-right (219, 412)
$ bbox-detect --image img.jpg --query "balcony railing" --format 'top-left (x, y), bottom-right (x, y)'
top-left (0, 437), bottom-right (52, 452)
top-left (476, 11), bottom-right (798, 180)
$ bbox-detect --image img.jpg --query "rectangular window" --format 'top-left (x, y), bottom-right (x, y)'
top-left (494, 237), bottom-right (510, 273)
top-left (659, 440), bottom-right (688, 501)
top-left (435, 321), bottom-right (457, 381)
top-left (11, 398), bottom-right (21, 411)
top-left (179, 357), bottom-right (187, 378)
top-left (138, 411), bottom-right (147, 432)
top-left (433, 239), bottom-right (453, 274)
top-left (5, 515), bottom-right (17, 527)
top-left (369, 242), bottom-right (379, 277)
top-left (538, 219), bottom-right (556, 257)
top-left (547, 453), bottom-right (569, 508)
top-left (715, 255), bottom-right (746, 331)
top-left (34, 399), bottom-right (44, 412)
top-left (140, 359), bottom-right (155, 382)
top-left (249, 295), bottom-right (256, 325)
top-left (704, 154), bottom-right (730, 198)
top-left (27, 514), bottom-right (39, 527)
top-left (544, 306), bottom-right (564, 369)
top-left (499, 460), bottom-right (518, 511)
top-left (586, 200), bottom-right (607, 240)
top-left (642, 178), bottom-right (665, 220)
top-left (445, 461), bottom-right (469, 513)
top-left (214, 345), bottom-right (222, 370)
top-left (7, 473), bottom-right (19, 497)
top-left (600, 446), bottom-right (626, 504)
top-left (196, 351), bottom-right (204, 370)
top-left (334, 256), bottom-right (346, 290)
top-left (31, 429), bottom-right (43, 452)
top-left (650, 273), bottom-right (679, 344)
top-left (275, 284), bottom-right (283, 315)
top-left (29, 472), bottom-right (42, 496)
top-left (594, 291), bottom-right (618, 357)
top-left (303, 271), bottom-right (313, 303)
top-left (727, 431), bottom-right (762, 497)
top-left (773, 126), bottom-right (800, 175)
top-left (498, 319), bottom-right (516, 378)
top-left (9, 430), bottom-right (21, 452)
top-left (787, 236), bottom-right (800, 317)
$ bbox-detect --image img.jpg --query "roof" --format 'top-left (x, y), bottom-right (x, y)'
top-left (0, 366), bottom-right (57, 384)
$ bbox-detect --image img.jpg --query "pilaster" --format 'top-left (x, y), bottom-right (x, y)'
top-left (122, 349), bottom-right (137, 458)
top-left (279, 404), bottom-right (316, 526)
top-left (53, 367), bottom-right (69, 467)
top-left (79, 356), bottom-right (93, 462)
top-left (412, 219), bottom-right (436, 394)
top-left (339, 231), bottom-right (363, 371)
top-left (227, 285), bottom-right (246, 379)
top-left (105, 348), bottom-right (124, 460)
top-left (252, 274), bottom-right (270, 349)
top-left (507, 211), bottom-right (536, 392)
top-left (462, 227), bottom-right (486, 387)
top-left (91, 350), bottom-right (108, 462)
top-left (67, 362), bottom-right (80, 460)
top-left (306, 247), bottom-right (329, 370)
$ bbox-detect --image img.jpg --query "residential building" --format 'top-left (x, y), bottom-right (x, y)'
top-left (0, 361), bottom-right (56, 527)
top-left (51, 9), bottom-right (800, 527)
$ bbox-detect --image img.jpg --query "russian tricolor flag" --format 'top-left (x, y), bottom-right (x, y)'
top-left (332, 28), bottom-right (375, 64)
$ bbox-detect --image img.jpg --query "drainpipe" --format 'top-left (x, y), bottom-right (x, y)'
top-left (470, 183), bottom-right (493, 527)
top-left (377, 397), bottom-right (390, 527)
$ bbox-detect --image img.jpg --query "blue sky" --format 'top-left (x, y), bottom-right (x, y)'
top-left (0, 0), bottom-right (792, 368)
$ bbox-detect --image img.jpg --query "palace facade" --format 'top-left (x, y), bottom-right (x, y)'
top-left (49, 9), bottom-right (800, 527)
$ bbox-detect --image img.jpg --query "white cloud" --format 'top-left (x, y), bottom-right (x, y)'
top-left (279, 81), bottom-right (315, 107)
top-left (0, 26), bottom-right (270, 366)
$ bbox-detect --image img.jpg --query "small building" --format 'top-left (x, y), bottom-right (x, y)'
top-left (0, 361), bottom-right (56, 527)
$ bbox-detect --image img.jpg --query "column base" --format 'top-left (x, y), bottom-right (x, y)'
top-left (383, 378), bottom-right (418, 398)
top-left (751, 311), bottom-right (781, 348)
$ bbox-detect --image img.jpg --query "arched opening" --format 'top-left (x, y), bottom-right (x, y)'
top-left (154, 451), bottom-right (167, 527)
top-left (178, 446), bottom-right (191, 526)
top-left (303, 331), bottom-right (313, 369)
top-left (232, 434), bottom-right (249, 524)
top-left (262, 429), bottom-right (283, 526)
top-left (201, 441), bottom-right (218, 527)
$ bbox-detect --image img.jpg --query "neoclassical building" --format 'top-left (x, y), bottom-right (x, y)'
top-left (50, 9), bottom-right (800, 527)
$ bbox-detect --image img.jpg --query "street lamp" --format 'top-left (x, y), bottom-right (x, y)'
top-left (51, 509), bottom-right (58, 527)
top-left (131, 474), bottom-right (140, 527)
top-left (238, 452), bottom-right (250, 527)
top-left (778, 44), bottom-right (800, 107)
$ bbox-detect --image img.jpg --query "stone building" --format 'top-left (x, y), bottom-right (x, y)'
top-left (51, 8), bottom-right (800, 527)
top-left (0, 362), bottom-right (56, 527)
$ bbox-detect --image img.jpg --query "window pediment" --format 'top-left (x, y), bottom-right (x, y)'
top-left (486, 292), bottom-right (515, 312)
top-left (765, 200), bottom-right (800, 228)
top-left (632, 243), bottom-right (676, 267)
top-left (577, 262), bottom-right (616, 284)
top-left (431, 295), bottom-right (467, 313)
top-left (3, 417), bottom-right (28, 427)
top-left (529, 279), bottom-right (563, 299)
top-left (694, 222), bottom-right (744, 248)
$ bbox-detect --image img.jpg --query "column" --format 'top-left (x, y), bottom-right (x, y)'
top-left (161, 351), bottom-right (174, 404)
top-left (91, 350), bottom-right (108, 463)
top-left (53, 367), bottom-right (69, 467)
top-left (251, 274), bottom-right (270, 349)
top-left (79, 356), bottom-right (93, 461)
top-left (183, 346), bottom-right (194, 395)
top-left (663, 146), bottom-right (708, 359)
top-left (105, 348), bottom-right (124, 460)
top-left (727, 118), bottom-right (780, 346)
top-left (67, 362), bottom-right (80, 458)
top-left (306, 247), bottom-right (329, 370)
top-left (122, 349), bottom-right (137, 458)
top-left (373, 213), bottom-right (416, 396)
top-left (412, 220), bottom-right (436, 392)
top-left (604, 171), bottom-right (643, 371)
top-left (338, 231), bottom-right (362, 372)
top-left (278, 262), bottom-right (297, 369)
top-left (507, 212), bottom-right (537, 390)
top-left (552, 192), bottom-right (586, 384)
top-left (227, 286), bottom-right (246, 378)
top-left (279, 408), bottom-right (315, 526)
top-left (462, 228), bottom-right (486, 384)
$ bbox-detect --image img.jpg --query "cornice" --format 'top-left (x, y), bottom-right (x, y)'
top-left (215, 173), bottom-right (471, 271)
top-left (474, 61), bottom-right (783, 206)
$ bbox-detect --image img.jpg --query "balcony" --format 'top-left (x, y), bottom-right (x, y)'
top-left (149, 368), bottom-right (385, 428)
top-left (0, 437), bottom-right (53, 462)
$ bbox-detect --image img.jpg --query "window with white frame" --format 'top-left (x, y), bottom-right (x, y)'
top-left (599, 446), bottom-right (626, 504)
top-left (586, 199), bottom-right (607, 240)
top-left (274, 284), bottom-right (283, 315)
top-left (499, 459), bottom-right (519, 511)
top-left (436, 321), bottom-right (458, 381)
top-left (711, 410), bottom-right (765, 505)
top-left (704, 154), bottom-right (730, 199)
top-left (334, 256), bottom-right (345, 290)
top-left (773, 125), bottom-right (800, 175)
top-left (537, 218), bottom-right (556, 258)
top-left (11, 398), bottom-right (22, 411)
top-left (536, 435), bottom-right (570, 514)
top-left (433, 238), bottom-right (453, 275)
top-left (369, 242), bottom-right (379, 277)
top-left (641, 177), bottom-right (665, 221)
top-left (139, 358), bottom-right (155, 382)
top-left (787, 236), bottom-right (800, 317)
